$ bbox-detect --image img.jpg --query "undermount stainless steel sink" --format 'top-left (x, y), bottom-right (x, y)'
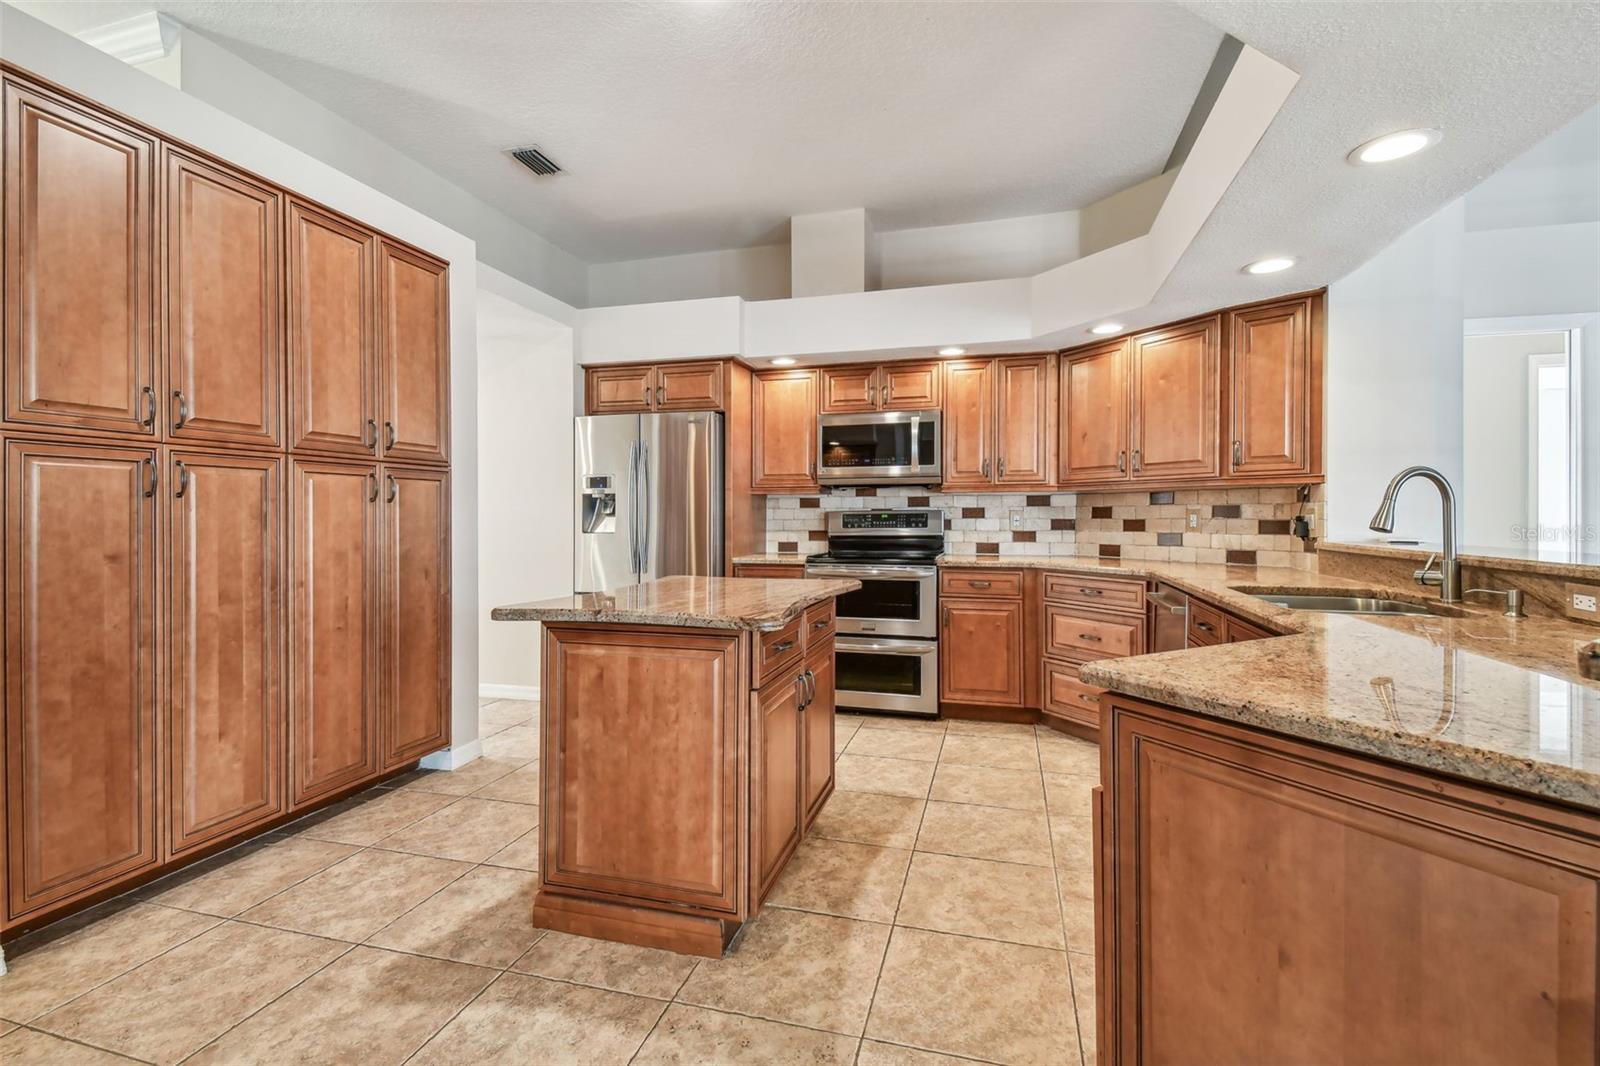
top-left (1251, 593), bottom-right (1437, 616)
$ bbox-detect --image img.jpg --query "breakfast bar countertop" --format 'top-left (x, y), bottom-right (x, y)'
top-left (491, 574), bottom-right (860, 632)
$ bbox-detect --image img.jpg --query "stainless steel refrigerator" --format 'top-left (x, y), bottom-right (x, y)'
top-left (574, 412), bottom-right (724, 593)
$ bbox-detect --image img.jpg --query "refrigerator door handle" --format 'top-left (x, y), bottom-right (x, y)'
top-left (627, 438), bottom-right (640, 578)
top-left (639, 440), bottom-right (652, 579)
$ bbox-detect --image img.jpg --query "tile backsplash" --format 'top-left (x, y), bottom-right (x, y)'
top-left (763, 484), bottom-right (1320, 569)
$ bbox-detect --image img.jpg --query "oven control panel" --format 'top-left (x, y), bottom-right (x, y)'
top-left (839, 510), bottom-right (935, 531)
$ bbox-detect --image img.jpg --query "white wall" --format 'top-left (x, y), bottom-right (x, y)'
top-left (1462, 222), bottom-right (1600, 319)
top-left (589, 244), bottom-right (790, 308)
top-left (1325, 200), bottom-right (1467, 543)
top-left (1461, 332), bottom-right (1549, 548)
top-left (476, 282), bottom-right (575, 699)
top-left (873, 211), bottom-right (1079, 291)
top-left (791, 208), bottom-right (870, 297)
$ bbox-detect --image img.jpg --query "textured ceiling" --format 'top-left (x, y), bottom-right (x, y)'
top-left (12, 0), bottom-right (1224, 262)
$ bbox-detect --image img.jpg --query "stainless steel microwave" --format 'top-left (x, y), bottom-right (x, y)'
top-left (817, 410), bottom-right (941, 486)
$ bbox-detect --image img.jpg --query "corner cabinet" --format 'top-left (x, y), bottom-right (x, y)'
top-left (752, 368), bottom-right (819, 492)
top-left (941, 354), bottom-right (1054, 490)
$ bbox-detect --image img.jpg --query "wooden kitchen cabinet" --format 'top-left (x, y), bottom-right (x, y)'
top-left (1227, 293), bottom-right (1320, 478)
top-left (164, 148), bottom-right (283, 448)
top-left (3, 78), bottom-right (158, 438)
top-left (1040, 572), bottom-right (1145, 733)
top-left (942, 355), bottom-right (1053, 490)
top-left (802, 639), bottom-right (836, 826)
top-left (583, 360), bottom-right (726, 414)
top-left (5, 440), bottom-right (159, 921)
top-left (751, 368), bottom-right (819, 492)
top-left (166, 450), bottom-right (284, 855)
top-left (755, 667), bottom-right (806, 897)
top-left (380, 466), bottom-right (452, 768)
top-left (819, 360), bottom-right (941, 413)
top-left (940, 594), bottom-right (1026, 707)
top-left (654, 361), bottom-right (725, 411)
top-left (732, 563), bottom-right (806, 579)
top-left (940, 359), bottom-right (993, 488)
top-left (1130, 315), bottom-right (1221, 481)
top-left (289, 458), bottom-right (381, 808)
top-left (586, 364), bottom-right (655, 413)
top-left (287, 200), bottom-right (379, 458)
top-left (378, 240), bottom-right (450, 465)
top-left (1060, 339), bottom-right (1129, 485)
top-left (819, 364), bottom-right (879, 412)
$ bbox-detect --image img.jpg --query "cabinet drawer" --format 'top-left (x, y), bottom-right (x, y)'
top-left (733, 563), bottom-right (806, 579)
top-left (1043, 660), bottom-right (1103, 727)
top-left (802, 599), bottom-right (835, 649)
top-left (940, 569), bottom-right (1023, 599)
top-left (1045, 605), bottom-right (1143, 661)
top-left (1225, 614), bottom-right (1274, 643)
top-left (1187, 598), bottom-right (1226, 646)
top-left (1043, 573), bottom-right (1146, 614)
top-left (755, 616), bottom-right (805, 687)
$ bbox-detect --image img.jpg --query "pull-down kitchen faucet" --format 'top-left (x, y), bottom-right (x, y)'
top-left (1368, 466), bottom-right (1462, 603)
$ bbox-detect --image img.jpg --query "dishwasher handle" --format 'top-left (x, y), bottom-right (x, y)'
top-left (1146, 589), bottom-right (1189, 613)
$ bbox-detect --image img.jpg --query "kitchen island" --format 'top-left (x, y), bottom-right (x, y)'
top-left (491, 574), bottom-right (858, 958)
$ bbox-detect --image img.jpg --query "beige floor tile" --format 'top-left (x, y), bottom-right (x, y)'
top-left (0, 1027), bottom-right (142, 1064)
top-left (394, 755), bottom-right (526, 797)
top-left (914, 801), bottom-right (1051, 866)
top-left (854, 715), bottom-right (947, 734)
top-left (857, 1039), bottom-right (996, 1065)
top-left (928, 763), bottom-right (1044, 811)
top-left (409, 972), bottom-right (664, 1065)
top-left (367, 865), bottom-right (540, 968)
top-left (292, 788), bottom-right (457, 846)
top-left (480, 699), bottom-right (537, 734)
top-left (677, 908), bottom-right (891, 1035)
top-left (374, 797), bottom-right (541, 863)
top-left (240, 849), bottom-right (472, 942)
top-left (766, 838), bottom-right (912, 922)
top-left (187, 946), bottom-right (493, 1065)
top-left (1037, 735), bottom-right (1100, 777)
top-left (635, 1003), bottom-right (860, 1065)
top-left (483, 827), bottom-right (541, 872)
top-left (1059, 884), bottom-right (1096, 956)
top-left (1044, 772), bottom-right (1096, 820)
top-left (469, 763), bottom-right (542, 805)
top-left (0, 903), bottom-right (221, 1023)
top-left (512, 930), bottom-right (696, 999)
top-left (1051, 816), bottom-right (1096, 873)
top-left (834, 717), bottom-right (862, 753)
top-left (937, 733), bottom-right (1039, 771)
top-left (866, 927), bottom-right (1077, 1064)
top-left (835, 754), bottom-right (934, 799)
top-left (1070, 951), bottom-right (1097, 1065)
top-left (139, 836), bottom-right (358, 917)
top-left (844, 728), bottom-right (943, 762)
top-left (895, 853), bottom-right (1063, 949)
top-left (35, 922), bottom-right (347, 1065)
top-left (810, 791), bottom-right (925, 849)
top-left (481, 724), bottom-right (539, 762)
top-left (942, 718), bottom-right (1038, 738)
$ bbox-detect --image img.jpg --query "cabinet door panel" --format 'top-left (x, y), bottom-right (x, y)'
top-left (6, 440), bottom-right (158, 919)
top-left (655, 361), bottom-right (725, 411)
top-left (819, 365), bottom-right (879, 413)
top-left (1060, 340), bottom-right (1128, 484)
top-left (881, 360), bottom-right (941, 410)
top-left (167, 451), bottom-right (283, 854)
top-left (287, 201), bottom-right (378, 457)
top-left (802, 643), bottom-right (835, 826)
top-left (994, 354), bottom-right (1052, 485)
top-left (752, 369), bottom-right (818, 492)
top-left (289, 459), bottom-right (380, 806)
top-left (755, 672), bottom-right (804, 897)
top-left (586, 365), bottom-right (654, 414)
top-left (940, 360), bottom-right (993, 488)
top-left (381, 466), bottom-right (450, 768)
top-left (1130, 317), bottom-right (1221, 481)
top-left (4, 80), bottom-right (156, 436)
top-left (1229, 298), bottom-right (1312, 477)
top-left (378, 240), bottom-right (449, 465)
top-left (165, 149), bottom-right (282, 447)
top-left (939, 598), bottom-right (1023, 706)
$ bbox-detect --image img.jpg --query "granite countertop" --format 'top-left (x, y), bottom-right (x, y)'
top-left (731, 553), bottom-right (814, 566)
top-left (938, 555), bottom-right (1600, 810)
top-left (491, 574), bottom-right (860, 632)
top-left (1319, 539), bottom-right (1600, 579)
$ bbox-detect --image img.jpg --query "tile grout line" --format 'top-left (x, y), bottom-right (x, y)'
top-left (1039, 728), bottom-right (1090, 1066)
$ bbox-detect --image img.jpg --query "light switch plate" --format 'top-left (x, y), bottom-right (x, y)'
top-left (1565, 582), bottom-right (1600, 624)
top-left (1185, 506), bottom-right (1203, 530)
top-left (1009, 509), bottom-right (1024, 531)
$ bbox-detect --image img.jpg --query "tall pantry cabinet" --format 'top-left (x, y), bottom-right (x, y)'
top-left (0, 67), bottom-right (452, 934)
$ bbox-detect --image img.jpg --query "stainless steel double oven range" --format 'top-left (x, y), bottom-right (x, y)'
top-left (804, 509), bottom-right (942, 717)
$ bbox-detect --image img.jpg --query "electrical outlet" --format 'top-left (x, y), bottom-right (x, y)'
top-left (1009, 509), bottom-right (1024, 531)
top-left (1566, 583), bottom-right (1600, 623)
top-left (1185, 506), bottom-right (1203, 530)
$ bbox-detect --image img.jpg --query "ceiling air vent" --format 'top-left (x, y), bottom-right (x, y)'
top-left (509, 145), bottom-right (562, 176)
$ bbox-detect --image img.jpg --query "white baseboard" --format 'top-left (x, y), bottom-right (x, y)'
top-left (479, 683), bottom-right (539, 701)
top-left (419, 737), bottom-right (483, 771)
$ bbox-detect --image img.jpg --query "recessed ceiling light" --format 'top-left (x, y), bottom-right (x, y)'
top-left (938, 346), bottom-right (966, 356)
top-left (1347, 128), bottom-right (1442, 165)
top-left (1089, 322), bottom-right (1124, 336)
top-left (770, 357), bottom-right (797, 366)
top-left (1243, 257), bottom-right (1295, 275)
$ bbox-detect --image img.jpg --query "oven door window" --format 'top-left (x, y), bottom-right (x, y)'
top-left (821, 421), bottom-right (933, 472)
top-left (836, 578), bottom-right (921, 621)
top-left (836, 649), bottom-right (926, 697)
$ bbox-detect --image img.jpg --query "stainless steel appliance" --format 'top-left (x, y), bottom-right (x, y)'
top-left (574, 412), bottom-right (723, 593)
top-left (805, 509), bottom-right (942, 716)
top-left (817, 410), bottom-right (941, 486)
top-left (1147, 583), bottom-right (1189, 652)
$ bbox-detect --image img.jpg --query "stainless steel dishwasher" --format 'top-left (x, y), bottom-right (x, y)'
top-left (1147, 583), bottom-right (1189, 653)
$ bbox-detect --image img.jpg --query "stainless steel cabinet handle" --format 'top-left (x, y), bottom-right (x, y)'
top-left (141, 386), bottom-right (156, 429)
top-left (384, 421), bottom-right (396, 450)
top-left (981, 458), bottom-right (991, 478)
top-left (879, 384), bottom-right (886, 406)
top-left (997, 456), bottom-right (1006, 477)
top-left (968, 580), bottom-right (991, 589)
top-left (642, 384), bottom-right (651, 406)
top-left (386, 473), bottom-right (398, 503)
top-left (795, 673), bottom-right (808, 710)
top-left (811, 618), bottom-right (829, 631)
top-left (942, 605), bottom-right (951, 628)
top-left (141, 458), bottom-right (157, 498)
top-left (803, 668), bottom-right (816, 707)
top-left (366, 419), bottom-right (378, 450)
top-left (656, 385), bottom-right (664, 405)
top-left (1232, 439), bottom-right (1243, 466)
top-left (367, 473), bottom-right (379, 502)
top-left (772, 639), bottom-right (796, 653)
top-left (172, 390), bottom-right (189, 429)
top-left (1195, 620), bottom-right (1215, 632)
top-left (1078, 692), bottom-right (1097, 704)
top-left (174, 460), bottom-right (190, 499)
top-left (1078, 633), bottom-right (1103, 642)
top-left (1117, 450), bottom-right (1126, 473)
top-left (1132, 449), bottom-right (1141, 472)
top-left (1078, 587), bottom-right (1103, 596)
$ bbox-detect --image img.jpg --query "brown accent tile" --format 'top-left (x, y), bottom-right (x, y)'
top-left (410, 973), bottom-right (665, 1065)
top-left (1211, 504), bottom-right (1242, 518)
top-left (1090, 506), bottom-right (1113, 519)
top-left (1226, 549), bottom-right (1258, 565)
top-left (895, 853), bottom-right (1063, 948)
top-left (765, 838), bottom-right (913, 923)
top-left (513, 931), bottom-right (698, 999)
top-left (1097, 544), bottom-right (1121, 559)
top-left (960, 507), bottom-right (985, 518)
top-left (1258, 518), bottom-right (1292, 535)
top-left (799, 498), bottom-right (821, 508)
top-left (186, 947), bottom-right (494, 1066)
top-left (240, 849), bottom-right (473, 942)
top-left (1026, 495), bottom-right (1052, 506)
top-left (1051, 518), bottom-right (1075, 531)
top-left (1011, 530), bottom-right (1036, 542)
top-left (636, 1004), bottom-right (858, 1065)
top-left (914, 801), bottom-right (1052, 866)
top-left (856, 487), bottom-right (877, 497)
top-left (974, 542), bottom-right (1001, 555)
top-left (367, 865), bottom-right (540, 968)
top-left (1304, 537), bottom-right (1319, 553)
top-left (1122, 519), bottom-right (1145, 532)
top-left (810, 792), bottom-right (926, 850)
top-left (907, 496), bottom-right (930, 507)
top-left (777, 541), bottom-right (798, 553)
top-left (943, 519), bottom-right (952, 530)
top-left (802, 529), bottom-right (825, 542)
top-left (1156, 532), bottom-right (1183, 547)
top-left (1148, 491), bottom-right (1175, 505)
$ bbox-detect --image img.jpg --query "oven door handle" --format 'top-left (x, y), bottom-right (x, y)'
top-left (835, 639), bottom-right (939, 655)
top-left (804, 565), bottom-right (930, 579)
